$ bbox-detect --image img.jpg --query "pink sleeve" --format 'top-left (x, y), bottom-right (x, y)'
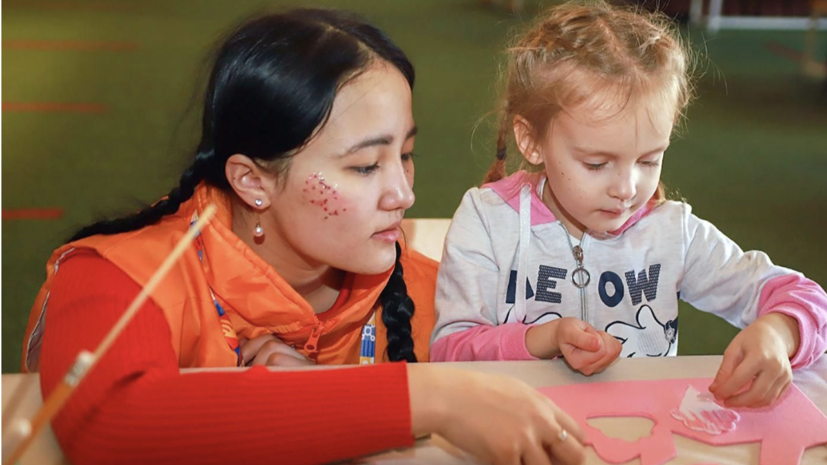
top-left (758, 274), bottom-right (827, 369)
top-left (430, 324), bottom-right (539, 362)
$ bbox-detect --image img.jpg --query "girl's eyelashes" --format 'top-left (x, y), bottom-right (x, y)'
top-left (584, 158), bottom-right (661, 171)
top-left (639, 155), bottom-right (663, 167)
top-left (351, 163), bottom-right (380, 175)
top-left (351, 152), bottom-right (418, 175)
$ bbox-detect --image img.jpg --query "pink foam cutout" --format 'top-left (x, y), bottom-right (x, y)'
top-left (540, 378), bottom-right (827, 465)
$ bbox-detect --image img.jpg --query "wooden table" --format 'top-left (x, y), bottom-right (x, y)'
top-left (3, 356), bottom-right (827, 464)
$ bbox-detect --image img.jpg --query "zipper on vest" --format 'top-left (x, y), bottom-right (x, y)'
top-left (304, 321), bottom-right (323, 356)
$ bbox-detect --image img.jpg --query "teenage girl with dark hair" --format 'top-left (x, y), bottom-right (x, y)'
top-left (21, 9), bottom-right (585, 465)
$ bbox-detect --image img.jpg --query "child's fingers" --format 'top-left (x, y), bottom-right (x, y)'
top-left (576, 334), bottom-right (621, 375)
top-left (755, 375), bottom-right (791, 408)
top-left (580, 359), bottom-right (609, 376)
top-left (581, 348), bottom-right (619, 375)
top-left (724, 369), bottom-right (773, 407)
top-left (709, 343), bottom-right (743, 393)
top-left (753, 367), bottom-right (792, 407)
top-left (576, 348), bottom-right (612, 375)
top-left (564, 324), bottom-right (601, 352)
top-left (601, 332), bottom-right (623, 359)
top-left (561, 346), bottom-right (606, 374)
top-left (712, 356), bottom-right (758, 401)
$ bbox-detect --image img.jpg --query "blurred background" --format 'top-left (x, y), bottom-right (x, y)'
top-left (3, 0), bottom-right (826, 373)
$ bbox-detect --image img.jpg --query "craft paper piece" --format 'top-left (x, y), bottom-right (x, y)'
top-left (540, 378), bottom-right (827, 465)
top-left (671, 386), bottom-right (739, 435)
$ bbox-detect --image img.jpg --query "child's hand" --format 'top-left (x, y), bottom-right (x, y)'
top-left (525, 317), bottom-right (622, 375)
top-left (558, 319), bottom-right (622, 375)
top-left (708, 313), bottom-right (799, 408)
top-left (240, 334), bottom-right (316, 367)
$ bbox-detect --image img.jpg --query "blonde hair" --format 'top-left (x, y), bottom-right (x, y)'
top-left (484, 1), bottom-right (695, 204)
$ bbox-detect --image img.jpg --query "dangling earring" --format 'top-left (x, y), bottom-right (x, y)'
top-left (254, 199), bottom-right (264, 238)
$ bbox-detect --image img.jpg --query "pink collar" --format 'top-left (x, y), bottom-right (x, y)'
top-left (482, 171), bottom-right (657, 236)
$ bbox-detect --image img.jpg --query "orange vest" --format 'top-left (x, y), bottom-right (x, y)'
top-left (22, 184), bottom-right (437, 372)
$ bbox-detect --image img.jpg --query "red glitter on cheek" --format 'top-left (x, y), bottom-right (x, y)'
top-left (306, 172), bottom-right (346, 220)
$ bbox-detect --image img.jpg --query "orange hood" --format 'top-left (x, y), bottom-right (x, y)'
top-left (22, 184), bottom-right (437, 371)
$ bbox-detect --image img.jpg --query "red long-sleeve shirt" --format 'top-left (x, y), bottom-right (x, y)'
top-left (38, 253), bottom-right (414, 464)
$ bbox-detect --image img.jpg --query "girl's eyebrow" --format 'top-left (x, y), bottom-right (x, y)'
top-left (572, 143), bottom-right (669, 158)
top-left (342, 126), bottom-right (418, 156)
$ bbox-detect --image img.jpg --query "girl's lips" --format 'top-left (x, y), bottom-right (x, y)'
top-left (371, 228), bottom-right (400, 243)
top-left (600, 208), bottom-right (628, 218)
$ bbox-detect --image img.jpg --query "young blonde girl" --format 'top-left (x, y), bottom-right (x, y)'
top-left (431, 1), bottom-right (827, 409)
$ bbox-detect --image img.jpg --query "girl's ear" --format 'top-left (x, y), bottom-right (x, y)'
top-left (513, 115), bottom-right (543, 165)
top-left (225, 154), bottom-right (275, 209)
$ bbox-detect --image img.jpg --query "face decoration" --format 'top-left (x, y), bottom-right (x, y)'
top-left (304, 172), bottom-right (347, 219)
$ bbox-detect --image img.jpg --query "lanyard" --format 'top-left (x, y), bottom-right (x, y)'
top-left (190, 212), bottom-right (242, 366)
top-left (359, 311), bottom-right (377, 365)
